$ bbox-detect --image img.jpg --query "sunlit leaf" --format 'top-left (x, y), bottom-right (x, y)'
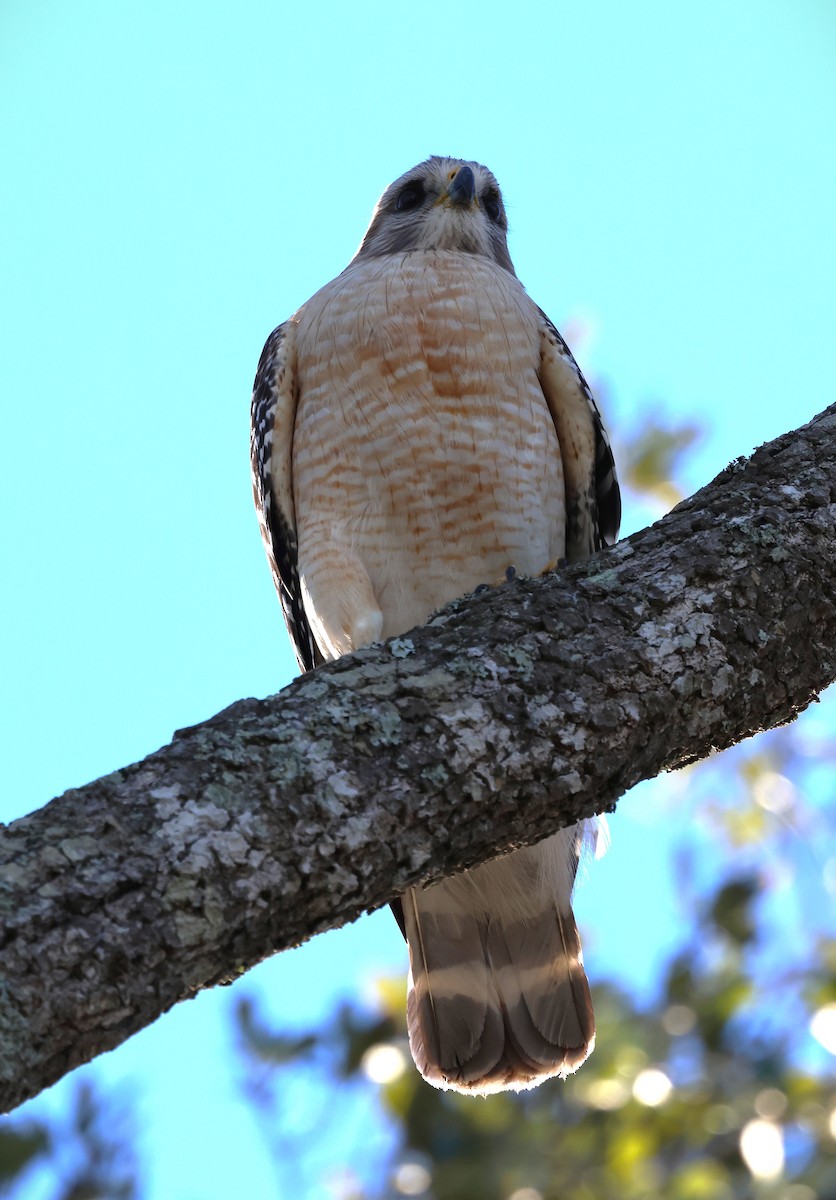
top-left (620, 420), bottom-right (702, 505)
top-left (668, 1158), bottom-right (734, 1199)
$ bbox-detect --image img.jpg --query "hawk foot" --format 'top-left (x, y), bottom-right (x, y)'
top-left (539, 557), bottom-right (568, 576)
top-left (474, 565), bottom-right (517, 593)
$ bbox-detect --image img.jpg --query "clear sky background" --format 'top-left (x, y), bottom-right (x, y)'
top-left (1, 1), bottom-right (835, 1197)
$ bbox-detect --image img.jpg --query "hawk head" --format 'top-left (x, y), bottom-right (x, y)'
top-left (354, 156), bottom-right (515, 275)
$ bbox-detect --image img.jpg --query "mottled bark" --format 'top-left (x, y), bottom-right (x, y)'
top-left (2, 405), bottom-right (835, 1113)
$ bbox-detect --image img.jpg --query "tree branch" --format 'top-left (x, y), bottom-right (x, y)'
top-left (2, 405), bottom-right (835, 1112)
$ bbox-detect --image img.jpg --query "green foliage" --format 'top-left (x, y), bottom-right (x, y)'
top-left (0, 1124), bottom-right (48, 1188)
top-left (618, 416), bottom-right (702, 510)
top-left (707, 878), bottom-right (759, 947)
top-left (0, 1082), bottom-right (138, 1200)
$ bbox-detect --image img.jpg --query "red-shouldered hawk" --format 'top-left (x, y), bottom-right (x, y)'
top-left (251, 156), bottom-right (620, 1094)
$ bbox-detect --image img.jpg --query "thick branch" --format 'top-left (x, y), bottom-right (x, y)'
top-left (2, 405), bottom-right (835, 1111)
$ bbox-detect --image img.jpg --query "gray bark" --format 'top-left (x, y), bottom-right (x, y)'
top-left (1, 404), bottom-right (835, 1113)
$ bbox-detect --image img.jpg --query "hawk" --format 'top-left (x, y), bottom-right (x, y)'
top-left (251, 156), bottom-right (620, 1094)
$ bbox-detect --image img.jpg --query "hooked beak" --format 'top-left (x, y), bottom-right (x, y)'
top-left (444, 164), bottom-right (476, 208)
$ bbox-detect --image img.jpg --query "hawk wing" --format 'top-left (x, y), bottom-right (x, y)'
top-left (250, 322), bottom-right (324, 673)
top-left (537, 308), bottom-right (621, 559)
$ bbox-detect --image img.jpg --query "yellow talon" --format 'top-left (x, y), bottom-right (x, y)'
top-left (538, 558), bottom-right (567, 577)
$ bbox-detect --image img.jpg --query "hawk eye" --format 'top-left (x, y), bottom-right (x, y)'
top-left (396, 182), bottom-right (425, 212)
top-left (483, 192), bottom-right (502, 223)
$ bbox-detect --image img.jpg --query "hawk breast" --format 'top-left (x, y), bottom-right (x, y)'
top-left (291, 250), bottom-right (566, 641)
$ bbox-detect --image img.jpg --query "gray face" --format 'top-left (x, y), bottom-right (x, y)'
top-left (353, 156), bottom-right (515, 275)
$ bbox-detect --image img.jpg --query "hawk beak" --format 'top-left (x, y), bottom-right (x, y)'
top-left (445, 165), bottom-right (477, 208)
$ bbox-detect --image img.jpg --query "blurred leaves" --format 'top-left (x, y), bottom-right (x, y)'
top-left (0, 1124), bottom-right (48, 1188)
top-left (0, 1082), bottom-right (138, 1200)
top-left (708, 878), bottom-right (759, 946)
top-left (617, 414), bottom-right (702, 510)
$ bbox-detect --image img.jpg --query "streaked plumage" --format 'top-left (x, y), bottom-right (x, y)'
top-left (250, 156), bottom-right (620, 1093)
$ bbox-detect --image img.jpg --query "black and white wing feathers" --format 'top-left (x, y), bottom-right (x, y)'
top-left (250, 323), bottom-right (324, 673)
top-left (537, 308), bottom-right (621, 559)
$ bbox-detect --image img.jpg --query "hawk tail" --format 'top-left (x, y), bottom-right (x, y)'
top-left (402, 832), bottom-right (595, 1094)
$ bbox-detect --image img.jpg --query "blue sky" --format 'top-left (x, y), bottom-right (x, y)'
top-left (1, 1), bottom-right (835, 1196)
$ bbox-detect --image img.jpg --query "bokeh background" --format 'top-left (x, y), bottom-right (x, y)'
top-left (1, 1), bottom-right (835, 1197)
